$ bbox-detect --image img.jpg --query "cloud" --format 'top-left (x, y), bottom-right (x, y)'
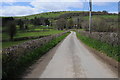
top-left (91, 0), bottom-right (119, 2)
top-left (0, 0), bottom-right (119, 16)
top-left (1, 0), bottom-right (84, 16)
top-left (29, 0), bottom-right (83, 12)
top-left (1, 0), bottom-right (16, 2)
top-left (1, 0), bottom-right (119, 2)
top-left (1, 0), bottom-right (33, 2)
top-left (30, 2), bottom-right (83, 11)
top-left (1, 6), bottom-right (40, 16)
top-left (31, 0), bottom-right (81, 2)
top-left (109, 11), bottom-right (118, 14)
top-left (93, 2), bottom-right (109, 6)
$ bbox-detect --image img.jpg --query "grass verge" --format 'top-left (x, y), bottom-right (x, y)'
top-left (76, 32), bottom-right (120, 62)
top-left (3, 32), bottom-right (70, 79)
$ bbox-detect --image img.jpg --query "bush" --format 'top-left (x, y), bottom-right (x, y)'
top-left (81, 16), bottom-right (117, 32)
top-left (7, 21), bottom-right (17, 41)
top-left (81, 19), bottom-right (89, 31)
top-left (56, 18), bottom-right (67, 30)
top-left (91, 17), bottom-right (109, 32)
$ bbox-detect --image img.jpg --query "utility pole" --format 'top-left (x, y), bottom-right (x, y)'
top-left (89, 0), bottom-right (92, 33)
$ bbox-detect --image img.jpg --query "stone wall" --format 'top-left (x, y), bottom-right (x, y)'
top-left (77, 30), bottom-right (119, 46)
top-left (2, 35), bottom-right (49, 42)
top-left (2, 31), bottom-right (70, 78)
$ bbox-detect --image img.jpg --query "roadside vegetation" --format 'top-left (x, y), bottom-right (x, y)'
top-left (3, 32), bottom-right (70, 79)
top-left (76, 32), bottom-right (120, 62)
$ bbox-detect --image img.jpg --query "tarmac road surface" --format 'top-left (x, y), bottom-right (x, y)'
top-left (24, 31), bottom-right (118, 78)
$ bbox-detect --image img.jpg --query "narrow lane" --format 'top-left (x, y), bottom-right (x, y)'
top-left (40, 31), bottom-right (117, 78)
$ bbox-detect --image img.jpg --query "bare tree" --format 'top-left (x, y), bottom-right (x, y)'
top-left (56, 18), bottom-right (67, 30)
top-left (67, 19), bottom-right (74, 29)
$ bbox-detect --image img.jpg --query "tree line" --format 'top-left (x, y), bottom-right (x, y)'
top-left (2, 17), bottom-right (50, 41)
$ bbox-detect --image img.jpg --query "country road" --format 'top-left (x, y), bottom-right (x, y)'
top-left (24, 31), bottom-right (118, 78)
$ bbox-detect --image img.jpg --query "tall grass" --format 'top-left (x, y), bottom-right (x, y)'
top-left (76, 32), bottom-right (120, 62)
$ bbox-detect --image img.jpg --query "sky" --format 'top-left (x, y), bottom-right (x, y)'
top-left (0, 0), bottom-right (119, 16)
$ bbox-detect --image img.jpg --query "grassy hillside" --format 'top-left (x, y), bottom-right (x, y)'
top-left (15, 11), bottom-right (86, 19)
top-left (83, 15), bottom-right (118, 19)
top-left (14, 11), bottom-right (117, 19)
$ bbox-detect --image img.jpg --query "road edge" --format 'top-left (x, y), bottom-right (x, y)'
top-left (22, 34), bottom-right (69, 78)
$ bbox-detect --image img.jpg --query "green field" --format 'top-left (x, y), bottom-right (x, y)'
top-left (3, 29), bottom-right (64, 40)
top-left (15, 29), bottom-right (64, 38)
top-left (83, 15), bottom-right (118, 19)
top-left (2, 29), bottom-right (64, 48)
top-left (98, 15), bottom-right (118, 19)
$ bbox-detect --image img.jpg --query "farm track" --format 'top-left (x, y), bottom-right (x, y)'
top-left (24, 31), bottom-right (118, 78)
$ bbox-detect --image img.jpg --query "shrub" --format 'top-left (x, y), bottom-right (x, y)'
top-left (56, 18), bottom-right (67, 30)
top-left (81, 16), bottom-right (117, 32)
top-left (91, 17), bottom-right (109, 32)
top-left (7, 21), bottom-right (17, 41)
